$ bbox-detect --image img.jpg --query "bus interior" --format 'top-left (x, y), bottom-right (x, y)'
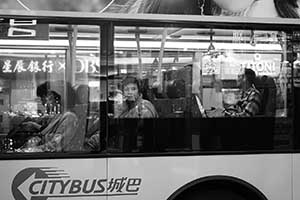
top-left (0, 18), bottom-right (299, 154)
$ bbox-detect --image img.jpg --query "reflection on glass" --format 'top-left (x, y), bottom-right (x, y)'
top-left (0, 24), bottom-right (101, 153)
top-left (108, 26), bottom-right (293, 153)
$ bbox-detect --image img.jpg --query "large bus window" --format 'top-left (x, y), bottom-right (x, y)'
top-left (0, 22), bottom-right (101, 153)
top-left (294, 31), bottom-right (300, 149)
top-left (109, 26), bottom-right (293, 153)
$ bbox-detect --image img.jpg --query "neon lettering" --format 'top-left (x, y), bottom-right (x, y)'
top-left (27, 60), bottom-right (41, 73)
top-left (2, 60), bottom-right (12, 73)
top-left (76, 59), bottom-right (85, 73)
top-left (13, 60), bottom-right (26, 72)
top-left (10, 19), bottom-right (37, 26)
top-left (87, 60), bottom-right (99, 73)
top-left (8, 19), bottom-right (37, 38)
top-left (8, 27), bottom-right (36, 37)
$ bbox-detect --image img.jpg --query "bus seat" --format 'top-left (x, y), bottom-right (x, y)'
top-left (256, 76), bottom-right (277, 117)
top-left (166, 79), bottom-right (186, 98)
top-left (152, 98), bottom-right (186, 118)
top-left (66, 84), bottom-right (89, 151)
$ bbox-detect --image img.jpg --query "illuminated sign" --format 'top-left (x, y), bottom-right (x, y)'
top-left (232, 31), bottom-right (278, 44)
top-left (12, 167), bottom-right (142, 200)
top-left (202, 55), bottom-right (221, 76)
top-left (0, 19), bottom-right (49, 40)
top-left (240, 54), bottom-right (279, 76)
top-left (1, 57), bottom-right (100, 74)
top-left (202, 53), bottom-right (281, 78)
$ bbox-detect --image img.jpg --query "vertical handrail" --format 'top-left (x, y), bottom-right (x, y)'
top-left (157, 28), bottom-right (167, 93)
top-left (135, 27), bottom-right (143, 79)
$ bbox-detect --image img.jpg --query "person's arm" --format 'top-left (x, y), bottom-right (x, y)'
top-left (225, 89), bottom-right (261, 117)
top-left (84, 132), bottom-right (100, 151)
top-left (38, 112), bottom-right (78, 152)
top-left (139, 100), bottom-right (159, 118)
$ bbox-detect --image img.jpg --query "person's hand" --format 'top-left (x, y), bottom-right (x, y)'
top-left (15, 148), bottom-right (24, 153)
top-left (205, 107), bottom-right (225, 117)
top-left (22, 147), bottom-right (44, 153)
top-left (25, 136), bottom-right (42, 147)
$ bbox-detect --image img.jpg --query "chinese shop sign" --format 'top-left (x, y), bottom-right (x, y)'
top-left (0, 19), bottom-right (49, 40)
top-left (0, 57), bottom-right (100, 74)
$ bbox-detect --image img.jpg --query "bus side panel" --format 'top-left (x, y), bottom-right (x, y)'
top-left (0, 158), bottom-right (107, 200)
top-left (292, 154), bottom-right (300, 200)
top-left (108, 154), bottom-right (292, 200)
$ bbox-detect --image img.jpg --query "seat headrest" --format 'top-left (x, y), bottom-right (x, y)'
top-left (256, 76), bottom-right (276, 88)
top-left (166, 79), bottom-right (185, 98)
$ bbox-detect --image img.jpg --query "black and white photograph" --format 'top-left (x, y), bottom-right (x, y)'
top-left (0, 1), bottom-right (300, 200)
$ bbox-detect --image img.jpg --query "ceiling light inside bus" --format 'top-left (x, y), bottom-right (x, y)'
top-left (114, 41), bottom-right (282, 51)
top-left (0, 39), bottom-right (282, 51)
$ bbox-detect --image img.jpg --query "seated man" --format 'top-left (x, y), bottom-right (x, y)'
top-left (206, 68), bottom-right (262, 117)
top-left (224, 68), bottom-right (262, 117)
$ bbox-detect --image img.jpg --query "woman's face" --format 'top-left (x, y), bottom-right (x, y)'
top-left (123, 83), bottom-right (139, 102)
top-left (213, 0), bottom-right (255, 12)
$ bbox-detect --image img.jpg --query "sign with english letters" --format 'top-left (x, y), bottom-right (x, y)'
top-left (12, 167), bottom-right (142, 200)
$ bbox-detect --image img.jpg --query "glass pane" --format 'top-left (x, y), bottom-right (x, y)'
top-left (293, 31), bottom-right (300, 149)
top-left (0, 20), bottom-right (101, 153)
top-left (110, 25), bottom-right (293, 153)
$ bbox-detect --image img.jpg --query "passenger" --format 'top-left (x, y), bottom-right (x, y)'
top-left (84, 133), bottom-right (100, 151)
top-left (17, 81), bottom-right (78, 152)
top-left (117, 76), bottom-right (158, 118)
top-left (84, 117), bottom-right (101, 151)
top-left (206, 68), bottom-right (262, 117)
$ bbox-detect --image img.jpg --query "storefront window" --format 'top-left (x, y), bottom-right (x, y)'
top-left (0, 21), bottom-right (101, 153)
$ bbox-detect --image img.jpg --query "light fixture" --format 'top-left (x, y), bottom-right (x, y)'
top-left (206, 29), bottom-right (219, 58)
top-left (250, 30), bottom-right (256, 46)
top-left (207, 29), bottom-right (216, 52)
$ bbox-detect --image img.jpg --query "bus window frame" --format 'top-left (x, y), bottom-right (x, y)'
top-left (0, 10), bottom-right (299, 159)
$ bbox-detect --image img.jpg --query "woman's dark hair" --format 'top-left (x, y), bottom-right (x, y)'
top-left (122, 76), bottom-right (142, 94)
top-left (37, 81), bottom-right (50, 99)
top-left (274, 0), bottom-right (299, 18)
top-left (37, 81), bottom-right (76, 109)
top-left (244, 68), bottom-right (257, 86)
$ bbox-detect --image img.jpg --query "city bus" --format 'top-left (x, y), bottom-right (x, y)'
top-left (0, 10), bottom-right (300, 200)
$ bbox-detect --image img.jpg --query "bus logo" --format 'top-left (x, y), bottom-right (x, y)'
top-left (12, 167), bottom-right (142, 200)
